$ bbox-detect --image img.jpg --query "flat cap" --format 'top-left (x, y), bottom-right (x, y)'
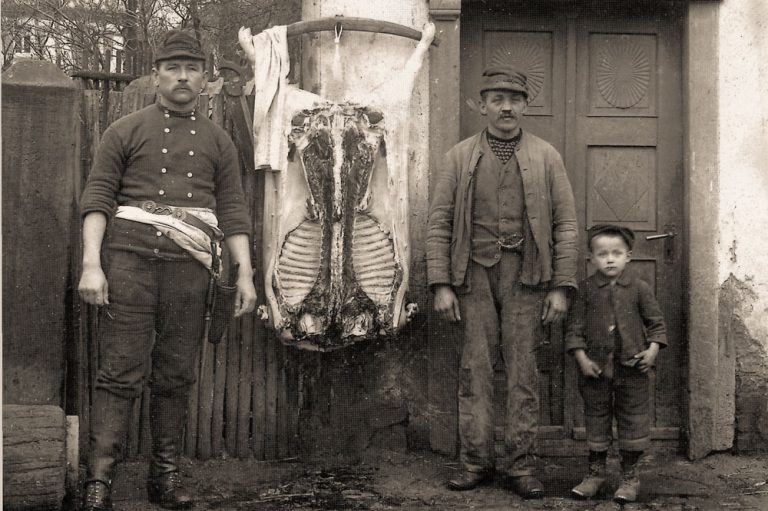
top-left (587, 224), bottom-right (636, 250)
top-left (479, 66), bottom-right (529, 97)
top-left (155, 29), bottom-right (206, 63)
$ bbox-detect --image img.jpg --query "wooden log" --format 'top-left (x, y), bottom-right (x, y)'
top-left (3, 405), bottom-right (67, 511)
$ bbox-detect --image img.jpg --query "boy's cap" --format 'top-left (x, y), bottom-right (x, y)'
top-left (479, 66), bottom-right (529, 98)
top-left (588, 224), bottom-right (635, 250)
top-left (155, 29), bottom-right (206, 63)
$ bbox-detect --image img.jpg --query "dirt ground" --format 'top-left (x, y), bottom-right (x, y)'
top-left (76, 448), bottom-right (768, 511)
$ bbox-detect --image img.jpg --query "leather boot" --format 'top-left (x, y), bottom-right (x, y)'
top-left (446, 470), bottom-right (492, 491)
top-left (571, 459), bottom-right (607, 499)
top-left (83, 389), bottom-right (133, 511)
top-left (614, 464), bottom-right (641, 503)
top-left (614, 451), bottom-right (642, 504)
top-left (147, 393), bottom-right (193, 509)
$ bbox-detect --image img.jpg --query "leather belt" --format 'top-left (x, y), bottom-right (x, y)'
top-left (123, 200), bottom-right (223, 242)
top-left (497, 233), bottom-right (525, 251)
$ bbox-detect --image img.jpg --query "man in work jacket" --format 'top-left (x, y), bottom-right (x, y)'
top-left (427, 66), bottom-right (578, 499)
top-left (77, 29), bottom-right (256, 510)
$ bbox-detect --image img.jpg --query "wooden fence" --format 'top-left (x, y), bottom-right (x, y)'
top-left (72, 88), bottom-right (301, 461)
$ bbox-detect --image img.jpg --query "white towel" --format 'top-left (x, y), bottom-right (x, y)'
top-left (239, 25), bottom-right (289, 172)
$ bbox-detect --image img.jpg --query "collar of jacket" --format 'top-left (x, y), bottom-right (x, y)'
top-left (594, 269), bottom-right (632, 288)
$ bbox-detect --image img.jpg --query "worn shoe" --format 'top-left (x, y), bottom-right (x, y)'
top-left (147, 471), bottom-right (194, 509)
top-left (446, 470), bottom-right (491, 491)
top-left (613, 471), bottom-right (641, 503)
top-left (509, 475), bottom-right (544, 499)
top-left (82, 480), bottom-right (113, 511)
top-left (571, 459), bottom-right (607, 499)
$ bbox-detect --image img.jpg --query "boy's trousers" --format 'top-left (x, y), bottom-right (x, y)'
top-left (578, 364), bottom-right (651, 452)
top-left (457, 252), bottom-right (546, 477)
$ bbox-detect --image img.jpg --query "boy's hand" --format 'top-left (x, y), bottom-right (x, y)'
top-left (433, 285), bottom-right (461, 322)
top-left (634, 342), bottom-right (660, 373)
top-left (574, 350), bottom-right (602, 378)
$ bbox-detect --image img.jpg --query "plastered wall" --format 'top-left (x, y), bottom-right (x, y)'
top-left (718, 0), bottom-right (768, 450)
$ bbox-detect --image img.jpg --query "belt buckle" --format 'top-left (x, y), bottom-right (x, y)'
top-left (141, 200), bottom-right (158, 213)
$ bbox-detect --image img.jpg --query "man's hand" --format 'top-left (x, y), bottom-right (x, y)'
top-left (574, 350), bottom-right (602, 378)
top-left (634, 342), bottom-right (660, 373)
top-left (541, 287), bottom-right (567, 324)
top-left (233, 274), bottom-right (257, 318)
top-left (78, 265), bottom-right (109, 305)
top-left (433, 285), bottom-right (461, 322)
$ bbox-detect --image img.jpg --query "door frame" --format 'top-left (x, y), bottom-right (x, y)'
top-left (427, 0), bottom-right (727, 460)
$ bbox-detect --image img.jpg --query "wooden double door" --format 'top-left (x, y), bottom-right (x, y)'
top-left (459, 1), bottom-right (685, 455)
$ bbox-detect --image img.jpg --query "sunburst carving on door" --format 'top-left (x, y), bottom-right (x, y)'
top-left (489, 40), bottom-right (546, 102)
top-left (596, 39), bottom-right (651, 108)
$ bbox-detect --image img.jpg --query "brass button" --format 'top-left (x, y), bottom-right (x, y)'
top-left (164, 128), bottom-right (170, 133)
top-left (187, 192), bottom-right (193, 198)
top-left (153, 248), bottom-right (160, 254)
top-left (187, 172), bottom-right (193, 178)
top-left (156, 231), bottom-right (162, 237)
top-left (162, 148), bottom-right (168, 154)
top-left (188, 150), bottom-right (194, 156)
top-left (161, 168), bottom-right (167, 174)
top-left (190, 130), bottom-right (196, 135)
top-left (191, 116), bottom-right (196, 121)
top-left (159, 189), bottom-right (165, 196)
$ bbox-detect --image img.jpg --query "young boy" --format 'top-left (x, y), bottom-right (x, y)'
top-left (565, 224), bottom-right (667, 503)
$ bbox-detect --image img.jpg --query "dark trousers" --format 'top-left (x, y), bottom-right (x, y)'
top-left (579, 365), bottom-right (651, 452)
top-left (457, 253), bottom-right (545, 477)
top-left (88, 249), bottom-right (209, 482)
top-left (95, 249), bottom-right (209, 399)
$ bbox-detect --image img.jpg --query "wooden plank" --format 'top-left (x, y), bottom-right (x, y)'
top-left (277, 343), bottom-right (289, 458)
top-left (285, 347), bottom-right (300, 456)
top-left (211, 332), bottom-right (228, 457)
top-left (224, 309), bottom-right (241, 457)
top-left (250, 318), bottom-right (267, 460)
top-left (236, 312), bottom-right (254, 458)
top-left (264, 330), bottom-right (279, 460)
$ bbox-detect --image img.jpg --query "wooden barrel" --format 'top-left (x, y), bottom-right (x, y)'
top-left (3, 405), bottom-right (67, 510)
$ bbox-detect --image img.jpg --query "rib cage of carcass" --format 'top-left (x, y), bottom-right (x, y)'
top-left (239, 22), bottom-right (433, 350)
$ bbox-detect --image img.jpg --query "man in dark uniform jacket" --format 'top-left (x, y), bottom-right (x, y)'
top-left (427, 67), bottom-right (578, 498)
top-left (78, 29), bottom-right (256, 510)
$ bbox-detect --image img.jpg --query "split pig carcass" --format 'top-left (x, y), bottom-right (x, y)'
top-left (239, 22), bottom-right (434, 350)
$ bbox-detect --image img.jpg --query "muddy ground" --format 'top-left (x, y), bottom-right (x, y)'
top-left (84, 449), bottom-right (768, 511)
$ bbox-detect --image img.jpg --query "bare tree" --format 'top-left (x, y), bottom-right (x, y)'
top-left (1, 0), bottom-right (301, 74)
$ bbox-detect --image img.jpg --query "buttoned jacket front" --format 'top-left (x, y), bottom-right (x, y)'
top-left (426, 129), bottom-right (578, 290)
top-left (565, 269), bottom-right (667, 367)
top-left (80, 102), bottom-right (251, 258)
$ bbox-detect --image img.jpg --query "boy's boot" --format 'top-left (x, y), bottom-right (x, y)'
top-left (614, 450), bottom-right (642, 504)
top-left (83, 390), bottom-right (133, 511)
top-left (571, 451), bottom-right (607, 499)
top-left (147, 393), bottom-right (194, 509)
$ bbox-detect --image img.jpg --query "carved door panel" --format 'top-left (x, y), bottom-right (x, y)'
top-left (460, 3), bottom-right (684, 455)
